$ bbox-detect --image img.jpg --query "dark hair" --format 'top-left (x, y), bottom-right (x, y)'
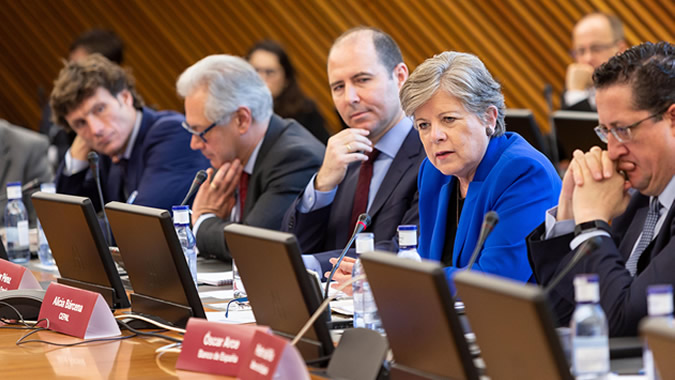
top-left (594, 41), bottom-right (675, 114)
top-left (50, 54), bottom-right (143, 129)
top-left (70, 29), bottom-right (124, 64)
top-left (246, 40), bottom-right (312, 117)
top-left (332, 26), bottom-right (404, 73)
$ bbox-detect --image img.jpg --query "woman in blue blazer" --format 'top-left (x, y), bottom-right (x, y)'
top-left (399, 51), bottom-right (561, 292)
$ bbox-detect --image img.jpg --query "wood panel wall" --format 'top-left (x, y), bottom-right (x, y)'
top-left (0, 0), bottom-right (672, 135)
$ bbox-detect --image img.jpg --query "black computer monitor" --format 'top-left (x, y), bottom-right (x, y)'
top-left (553, 110), bottom-right (603, 159)
top-left (105, 202), bottom-right (205, 328)
top-left (0, 234), bottom-right (8, 260)
top-left (505, 109), bottom-right (550, 158)
top-left (223, 223), bottom-right (334, 361)
top-left (454, 271), bottom-right (573, 380)
top-left (31, 192), bottom-right (129, 309)
top-left (360, 251), bottom-right (479, 380)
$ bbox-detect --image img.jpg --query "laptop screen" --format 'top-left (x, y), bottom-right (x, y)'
top-left (454, 271), bottom-right (573, 380)
top-left (105, 201), bottom-right (205, 327)
top-left (31, 192), bottom-right (129, 309)
top-left (360, 251), bottom-right (479, 380)
top-left (223, 223), bottom-right (334, 361)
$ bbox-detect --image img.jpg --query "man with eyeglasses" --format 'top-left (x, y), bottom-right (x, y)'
top-left (176, 55), bottom-right (324, 260)
top-left (562, 12), bottom-right (627, 111)
top-left (51, 54), bottom-right (209, 211)
top-left (528, 42), bottom-right (675, 337)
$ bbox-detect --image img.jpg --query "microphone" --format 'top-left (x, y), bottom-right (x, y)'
top-left (323, 213), bottom-right (371, 299)
top-left (543, 236), bottom-right (601, 294)
top-left (180, 169), bottom-right (208, 206)
top-left (88, 152), bottom-right (112, 246)
top-left (465, 211), bottom-right (499, 271)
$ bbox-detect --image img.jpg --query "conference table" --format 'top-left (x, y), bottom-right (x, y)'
top-left (0, 261), bottom-right (327, 379)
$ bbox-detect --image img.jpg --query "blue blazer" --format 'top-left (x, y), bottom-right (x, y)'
top-left (418, 132), bottom-right (561, 291)
top-left (56, 107), bottom-right (210, 211)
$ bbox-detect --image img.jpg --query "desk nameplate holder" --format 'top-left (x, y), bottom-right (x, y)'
top-left (238, 329), bottom-right (310, 380)
top-left (177, 318), bottom-right (269, 376)
top-left (0, 259), bottom-right (42, 291)
top-left (38, 282), bottom-right (120, 339)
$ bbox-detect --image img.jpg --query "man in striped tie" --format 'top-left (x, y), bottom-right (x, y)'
top-left (528, 41), bottom-right (675, 337)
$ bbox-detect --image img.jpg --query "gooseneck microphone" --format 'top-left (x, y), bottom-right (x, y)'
top-left (323, 213), bottom-right (371, 299)
top-left (180, 170), bottom-right (208, 206)
top-left (465, 211), bottom-right (500, 271)
top-left (544, 83), bottom-right (560, 169)
top-left (88, 151), bottom-right (112, 246)
top-left (543, 236), bottom-right (602, 294)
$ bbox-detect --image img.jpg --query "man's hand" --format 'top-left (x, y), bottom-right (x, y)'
top-left (191, 160), bottom-right (242, 224)
top-left (70, 135), bottom-right (92, 161)
top-left (571, 148), bottom-right (631, 223)
top-left (566, 63), bottom-right (594, 91)
top-left (314, 129), bottom-right (372, 192)
top-left (325, 256), bottom-right (357, 296)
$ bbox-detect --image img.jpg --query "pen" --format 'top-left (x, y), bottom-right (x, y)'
top-left (126, 190), bottom-right (138, 204)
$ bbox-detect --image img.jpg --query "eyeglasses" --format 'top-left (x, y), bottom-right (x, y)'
top-left (570, 42), bottom-right (617, 59)
top-left (181, 120), bottom-right (219, 143)
top-left (594, 106), bottom-right (670, 144)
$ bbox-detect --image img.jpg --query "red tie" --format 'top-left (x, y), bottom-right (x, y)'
top-left (349, 149), bottom-right (380, 231)
top-left (239, 172), bottom-right (250, 220)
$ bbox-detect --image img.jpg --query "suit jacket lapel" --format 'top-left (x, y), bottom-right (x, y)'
top-left (639, 197), bottom-right (675, 271)
top-left (618, 194), bottom-right (649, 260)
top-left (368, 129), bottom-right (421, 218)
top-left (125, 108), bottom-right (152, 193)
top-left (245, 115), bottom-right (287, 215)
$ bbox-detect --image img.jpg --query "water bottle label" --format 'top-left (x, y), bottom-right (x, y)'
top-left (573, 336), bottom-right (610, 374)
top-left (6, 185), bottom-right (22, 200)
top-left (399, 230), bottom-right (416, 247)
top-left (17, 220), bottom-right (29, 246)
top-left (648, 293), bottom-right (674, 316)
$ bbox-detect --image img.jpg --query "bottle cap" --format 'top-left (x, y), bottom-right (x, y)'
top-left (172, 205), bottom-right (190, 225)
top-left (398, 225), bottom-right (417, 247)
top-left (6, 181), bottom-right (22, 200)
top-left (355, 232), bottom-right (374, 254)
top-left (573, 274), bottom-right (600, 303)
top-left (648, 284), bottom-right (674, 317)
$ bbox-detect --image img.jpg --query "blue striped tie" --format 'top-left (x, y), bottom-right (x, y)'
top-left (625, 198), bottom-right (662, 276)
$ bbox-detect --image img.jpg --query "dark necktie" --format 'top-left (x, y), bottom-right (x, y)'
top-left (349, 149), bottom-right (380, 231)
top-left (625, 197), bottom-right (662, 276)
top-left (238, 172), bottom-right (250, 220)
top-left (114, 158), bottom-right (129, 201)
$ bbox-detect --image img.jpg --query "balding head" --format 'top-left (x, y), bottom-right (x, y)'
top-left (572, 13), bottom-right (626, 68)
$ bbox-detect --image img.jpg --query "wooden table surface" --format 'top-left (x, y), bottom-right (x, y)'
top-left (0, 264), bottom-right (327, 379)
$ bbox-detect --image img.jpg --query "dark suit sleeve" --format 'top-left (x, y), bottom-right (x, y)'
top-left (282, 195), bottom-right (332, 254)
top-left (131, 116), bottom-right (208, 211)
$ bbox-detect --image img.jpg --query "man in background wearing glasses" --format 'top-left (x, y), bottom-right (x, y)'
top-left (528, 42), bottom-right (675, 337)
top-left (176, 55), bottom-right (324, 260)
top-left (51, 54), bottom-right (209, 212)
top-left (562, 12), bottom-right (627, 111)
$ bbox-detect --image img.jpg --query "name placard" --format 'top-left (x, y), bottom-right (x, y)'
top-left (176, 318), bottom-right (269, 376)
top-left (0, 259), bottom-right (41, 291)
top-left (238, 330), bottom-right (310, 380)
top-left (38, 283), bottom-right (120, 339)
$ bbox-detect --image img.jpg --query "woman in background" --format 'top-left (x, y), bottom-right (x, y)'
top-left (247, 40), bottom-right (330, 144)
top-left (400, 51), bottom-right (561, 292)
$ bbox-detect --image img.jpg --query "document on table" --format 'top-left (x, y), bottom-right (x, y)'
top-left (197, 271), bottom-right (233, 286)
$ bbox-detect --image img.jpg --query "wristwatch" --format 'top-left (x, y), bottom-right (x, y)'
top-left (574, 220), bottom-right (611, 237)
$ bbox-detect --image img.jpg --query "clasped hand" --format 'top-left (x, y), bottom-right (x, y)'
top-left (557, 146), bottom-right (631, 224)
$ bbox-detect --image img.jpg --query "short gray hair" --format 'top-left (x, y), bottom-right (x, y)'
top-left (400, 51), bottom-right (505, 137)
top-left (176, 54), bottom-right (273, 124)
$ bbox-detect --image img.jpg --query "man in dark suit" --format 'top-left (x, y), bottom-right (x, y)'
top-left (176, 54), bottom-right (325, 260)
top-left (50, 54), bottom-right (209, 212)
top-left (528, 42), bottom-right (675, 336)
top-left (282, 27), bottom-right (425, 276)
top-left (561, 12), bottom-right (627, 111)
top-left (0, 120), bottom-right (53, 225)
